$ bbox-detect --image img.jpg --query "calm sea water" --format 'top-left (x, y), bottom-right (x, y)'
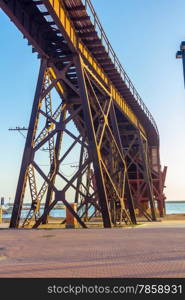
top-left (165, 202), bottom-right (185, 214)
top-left (2, 208), bottom-right (66, 219)
top-left (2, 201), bottom-right (185, 219)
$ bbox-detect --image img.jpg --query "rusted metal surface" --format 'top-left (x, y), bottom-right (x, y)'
top-left (0, 0), bottom-right (166, 228)
top-left (0, 0), bottom-right (158, 144)
top-left (64, 0), bottom-right (159, 144)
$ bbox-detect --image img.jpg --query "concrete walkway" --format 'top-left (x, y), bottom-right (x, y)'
top-left (0, 225), bottom-right (185, 277)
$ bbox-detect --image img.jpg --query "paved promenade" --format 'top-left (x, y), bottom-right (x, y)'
top-left (0, 223), bottom-right (185, 277)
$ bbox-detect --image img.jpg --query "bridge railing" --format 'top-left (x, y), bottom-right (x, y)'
top-left (83, 0), bottom-right (159, 136)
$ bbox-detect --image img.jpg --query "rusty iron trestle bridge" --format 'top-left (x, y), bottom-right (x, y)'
top-left (0, 0), bottom-right (167, 228)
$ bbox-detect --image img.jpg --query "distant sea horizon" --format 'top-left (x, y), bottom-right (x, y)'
top-left (2, 200), bottom-right (185, 218)
top-left (165, 201), bottom-right (185, 214)
top-left (166, 200), bottom-right (185, 202)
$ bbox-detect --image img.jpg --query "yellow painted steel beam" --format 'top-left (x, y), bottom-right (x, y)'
top-left (47, 0), bottom-right (146, 136)
top-left (48, 67), bottom-right (64, 95)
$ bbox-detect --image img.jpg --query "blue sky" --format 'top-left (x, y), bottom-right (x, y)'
top-left (0, 0), bottom-right (185, 202)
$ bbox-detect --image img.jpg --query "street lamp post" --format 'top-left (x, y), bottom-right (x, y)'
top-left (176, 41), bottom-right (185, 87)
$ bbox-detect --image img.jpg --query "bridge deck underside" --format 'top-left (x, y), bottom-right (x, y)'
top-left (0, 0), bottom-right (158, 145)
top-left (63, 0), bottom-right (158, 144)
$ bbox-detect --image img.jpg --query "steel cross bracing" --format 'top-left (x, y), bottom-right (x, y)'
top-left (10, 56), bottom-right (137, 228)
top-left (0, 0), bottom-right (167, 228)
top-left (0, 0), bottom-right (156, 141)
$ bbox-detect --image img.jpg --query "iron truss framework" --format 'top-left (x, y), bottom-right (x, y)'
top-left (0, 0), bottom-right (167, 228)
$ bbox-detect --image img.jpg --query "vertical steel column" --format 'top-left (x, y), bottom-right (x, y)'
top-left (139, 133), bottom-right (157, 221)
top-left (84, 165), bottom-right (91, 220)
top-left (75, 140), bottom-right (85, 204)
top-left (156, 147), bottom-right (164, 217)
top-left (10, 59), bottom-right (47, 228)
top-left (75, 55), bottom-right (112, 228)
top-left (110, 104), bottom-right (137, 224)
top-left (42, 105), bottom-right (67, 224)
top-left (124, 175), bottom-right (137, 224)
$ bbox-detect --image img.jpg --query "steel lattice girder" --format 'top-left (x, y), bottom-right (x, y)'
top-left (9, 53), bottom-right (139, 228)
top-left (120, 127), bottom-right (166, 219)
top-left (0, 0), bottom-right (166, 228)
top-left (9, 56), bottom-right (164, 229)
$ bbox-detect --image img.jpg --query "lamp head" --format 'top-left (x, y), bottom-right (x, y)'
top-left (176, 50), bottom-right (183, 59)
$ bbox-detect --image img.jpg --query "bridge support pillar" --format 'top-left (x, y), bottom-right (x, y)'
top-left (10, 59), bottom-right (48, 228)
top-left (9, 54), bottom-right (137, 229)
top-left (138, 133), bottom-right (157, 221)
